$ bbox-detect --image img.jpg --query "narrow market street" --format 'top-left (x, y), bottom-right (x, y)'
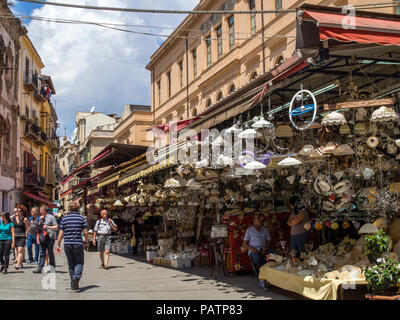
top-left (0, 250), bottom-right (303, 300)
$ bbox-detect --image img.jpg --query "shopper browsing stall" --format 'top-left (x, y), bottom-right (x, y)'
top-left (287, 196), bottom-right (310, 258)
top-left (93, 210), bottom-right (117, 269)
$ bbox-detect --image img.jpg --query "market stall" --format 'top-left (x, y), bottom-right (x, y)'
top-left (75, 4), bottom-right (400, 298)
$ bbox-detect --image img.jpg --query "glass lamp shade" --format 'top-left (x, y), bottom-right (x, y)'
top-left (113, 200), bottom-right (124, 206)
top-left (252, 116), bottom-right (275, 129)
top-left (211, 135), bottom-right (224, 147)
top-left (238, 128), bottom-right (262, 138)
top-left (244, 160), bottom-right (267, 170)
top-left (278, 157), bottom-right (302, 166)
top-left (226, 123), bottom-right (242, 133)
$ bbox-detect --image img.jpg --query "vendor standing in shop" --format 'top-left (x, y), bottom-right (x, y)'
top-left (287, 196), bottom-right (310, 258)
top-left (243, 216), bottom-right (271, 272)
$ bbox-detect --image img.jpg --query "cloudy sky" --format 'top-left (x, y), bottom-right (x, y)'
top-left (12, 0), bottom-right (198, 138)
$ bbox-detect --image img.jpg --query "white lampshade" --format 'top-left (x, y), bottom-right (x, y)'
top-left (244, 160), bottom-right (267, 170)
top-left (252, 116), bottom-right (274, 129)
top-left (126, 201), bottom-right (134, 207)
top-left (238, 153), bottom-right (254, 166)
top-left (113, 200), bottom-right (124, 206)
top-left (195, 158), bottom-right (209, 167)
top-left (216, 154), bottom-right (234, 167)
top-left (278, 157), bottom-right (302, 166)
top-left (211, 135), bottom-right (224, 146)
top-left (238, 128), bottom-right (261, 138)
top-left (226, 124), bottom-right (242, 133)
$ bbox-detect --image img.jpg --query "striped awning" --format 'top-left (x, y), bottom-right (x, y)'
top-left (118, 156), bottom-right (175, 187)
top-left (87, 187), bottom-right (99, 196)
top-left (97, 173), bottom-right (120, 188)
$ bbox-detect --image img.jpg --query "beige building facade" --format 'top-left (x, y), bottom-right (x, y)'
top-left (113, 104), bottom-right (153, 146)
top-left (146, 0), bottom-right (394, 127)
top-left (0, 2), bottom-right (22, 212)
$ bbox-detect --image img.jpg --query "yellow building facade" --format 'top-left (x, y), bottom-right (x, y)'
top-left (18, 29), bottom-right (58, 201)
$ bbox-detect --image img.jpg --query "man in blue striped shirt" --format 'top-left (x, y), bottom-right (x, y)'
top-left (56, 201), bottom-right (88, 291)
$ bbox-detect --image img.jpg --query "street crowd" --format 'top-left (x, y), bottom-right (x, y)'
top-left (0, 201), bottom-right (118, 291)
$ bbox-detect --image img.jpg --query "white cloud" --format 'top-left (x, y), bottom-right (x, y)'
top-left (24, 0), bottom-right (198, 138)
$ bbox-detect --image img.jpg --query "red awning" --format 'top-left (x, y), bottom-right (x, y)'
top-left (61, 148), bottom-right (112, 185)
top-left (60, 168), bottom-right (113, 198)
top-left (150, 117), bottom-right (201, 134)
top-left (22, 191), bottom-right (57, 208)
top-left (251, 59), bottom-right (309, 106)
top-left (303, 10), bottom-right (400, 47)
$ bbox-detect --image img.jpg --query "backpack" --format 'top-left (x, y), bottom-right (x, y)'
top-left (38, 217), bottom-right (51, 243)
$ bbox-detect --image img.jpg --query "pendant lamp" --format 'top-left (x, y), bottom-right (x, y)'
top-left (244, 160), bottom-right (267, 170)
top-left (278, 157), bottom-right (302, 166)
top-left (113, 199), bottom-right (124, 206)
top-left (238, 126), bottom-right (261, 139)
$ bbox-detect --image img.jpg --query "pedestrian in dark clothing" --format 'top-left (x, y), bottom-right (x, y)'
top-left (131, 214), bottom-right (141, 256)
top-left (56, 201), bottom-right (88, 292)
top-left (33, 205), bottom-right (58, 274)
top-left (27, 207), bottom-right (40, 264)
top-left (12, 205), bottom-right (29, 269)
top-left (0, 212), bottom-right (15, 274)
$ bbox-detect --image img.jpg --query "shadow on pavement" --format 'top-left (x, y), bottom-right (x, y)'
top-left (115, 254), bottom-right (306, 300)
top-left (104, 266), bottom-right (124, 270)
top-left (79, 285), bottom-right (100, 293)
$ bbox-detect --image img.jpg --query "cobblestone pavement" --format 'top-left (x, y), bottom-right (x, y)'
top-left (0, 249), bottom-right (304, 300)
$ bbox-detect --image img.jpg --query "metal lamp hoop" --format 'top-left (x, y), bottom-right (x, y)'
top-left (289, 89), bottom-right (317, 131)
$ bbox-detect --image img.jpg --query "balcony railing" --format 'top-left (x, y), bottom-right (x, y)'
top-left (24, 172), bottom-right (45, 188)
top-left (33, 88), bottom-right (47, 103)
top-left (46, 173), bottom-right (56, 186)
top-left (24, 73), bottom-right (39, 92)
top-left (24, 123), bottom-right (45, 146)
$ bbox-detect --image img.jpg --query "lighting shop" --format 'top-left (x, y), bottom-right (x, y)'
top-left (80, 4), bottom-right (400, 300)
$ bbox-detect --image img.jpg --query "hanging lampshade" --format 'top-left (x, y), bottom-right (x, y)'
top-left (278, 157), bottom-right (302, 166)
top-left (252, 116), bottom-right (275, 129)
top-left (113, 199), bottom-right (124, 206)
top-left (216, 154), bottom-right (234, 167)
top-left (226, 122), bottom-right (242, 133)
top-left (244, 160), bottom-right (267, 170)
top-left (126, 201), bottom-right (134, 207)
top-left (238, 127), bottom-right (261, 138)
top-left (211, 135), bottom-right (224, 147)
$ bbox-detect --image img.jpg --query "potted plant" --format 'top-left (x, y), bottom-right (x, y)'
top-left (364, 258), bottom-right (400, 299)
top-left (363, 230), bottom-right (400, 299)
top-left (364, 229), bottom-right (392, 264)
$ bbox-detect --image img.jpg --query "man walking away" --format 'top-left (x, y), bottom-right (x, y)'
top-left (27, 207), bottom-right (40, 264)
top-left (92, 210), bottom-right (117, 269)
top-left (56, 201), bottom-right (88, 292)
top-left (33, 205), bottom-right (58, 274)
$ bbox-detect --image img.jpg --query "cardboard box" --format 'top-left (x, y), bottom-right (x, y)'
top-left (153, 257), bottom-right (162, 265)
top-left (160, 258), bottom-right (172, 267)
